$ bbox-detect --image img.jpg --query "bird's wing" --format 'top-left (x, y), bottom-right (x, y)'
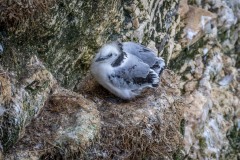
top-left (108, 53), bottom-right (159, 90)
top-left (122, 42), bottom-right (157, 66)
top-left (122, 42), bottom-right (165, 75)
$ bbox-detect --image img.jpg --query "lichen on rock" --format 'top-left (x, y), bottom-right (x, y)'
top-left (4, 87), bottom-right (100, 159)
top-left (174, 0), bottom-right (240, 159)
top-left (0, 56), bottom-right (57, 151)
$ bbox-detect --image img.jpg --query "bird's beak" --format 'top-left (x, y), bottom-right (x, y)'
top-left (95, 56), bottom-right (106, 62)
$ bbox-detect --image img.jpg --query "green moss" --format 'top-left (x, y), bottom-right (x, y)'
top-left (137, 1), bottom-right (144, 11)
top-left (1, 113), bottom-right (21, 152)
top-left (236, 55), bottom-right (240, 68)
top-left (133, 37), bottom-right (138, 42)
top-left (199, 137), bottom-right (207, 154)
top-left (227, 123), bottom-right (240, 151)
top-left (188, 0), bottom-right (197, 5)
top-left (172, 149), bottom-right (185, 160)
top-left (169, 37), bottom-right (205, 71)
top-left (1, 76), bottom-right (51, 151)
top-left (174, 27), bottom-right (184, 42)
top-left (180, 119), bottom-right (185, 136)
top-left (211, 153), bottom-right (217, 159)
top-left (25, 80), bottom-right (50, 96)
top-left (218, 30), bottom-right (229, 43)
top-left (224, 113), bottom-right (231, 121)
top-left (142, 32), bottom-right (150, 45)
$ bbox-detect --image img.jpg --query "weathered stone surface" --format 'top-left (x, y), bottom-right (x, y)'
top-left (180, 5), bottom-right (217, 47)
top-left (0, 0), bottom-right (179, 89)
top-left (0, 0), bottom-right (181, 159)
top-left (0, 56), bottom-right (57, 151)
top-left (5, 87), bottom-right (100, 159)
top-left (182, 47), bottom-right (239, 159)
top-left (178, 0), bottom-right (189, 17)
top-left (173, 0), bottom-right (240, 159)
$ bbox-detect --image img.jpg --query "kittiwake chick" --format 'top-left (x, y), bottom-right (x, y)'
top-left (90, 41), bottom-right (165, 100)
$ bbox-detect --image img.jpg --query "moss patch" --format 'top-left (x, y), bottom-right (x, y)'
top-left (169, 37), bottom-right (205, 71)
top-left (227, 123), bottom-right (240, 151)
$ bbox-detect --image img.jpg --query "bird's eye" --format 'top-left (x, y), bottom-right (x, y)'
top-left (108, 53), bottom-right (113, 57)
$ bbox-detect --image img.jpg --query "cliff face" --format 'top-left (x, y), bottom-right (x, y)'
top-left (0, 0), bottom-right (179, 89)
top-left (0, 0), bottom-right (239, 159)
top-left (176, 0), bottom-right (240, 159)
top-left (0, 0), bottom-right (182, 159)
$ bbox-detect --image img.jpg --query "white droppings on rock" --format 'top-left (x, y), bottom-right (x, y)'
top-left (183, 48), bottom-right (239, 159)
top-left (218, 75), bottom-right (233, 86)
top-left (134, 20), bottom-right (149, 43)
top-left (202, 122), bottom-right (221, 158)
top-left (0, 44), bottom-right (3, 53)
top-left (33, 143), bottom-right (43, 149)
top-left (0, 106), bottom-right (6, 116)
top-left (185, 28), bottom-right (197, 40)
top-left (135, 7), bottom-right (141, 17)
top-left (203, 48), bottom-right (209, 55)
top-left (125, 22), bottom-right (132, 29)
top-left (13, 103), bottom-right (21, 114)
top-left (204, 52), bottom-right (223, 77)
top-left (218, 4), bottom-right (237, 29)
top-left (201, 16), bottom-right (212, 30)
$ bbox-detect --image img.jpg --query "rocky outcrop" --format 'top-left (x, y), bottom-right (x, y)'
top-left (5, 86), bottom-right (100, 159)
top-left (174, 0), bottom-right (240, 159)
top-left (0, 0), bottom-right (182, 159)
top-left (0, 0), bottom-right (179, 90)
top-left (0, 56), bottom-right (57, 151)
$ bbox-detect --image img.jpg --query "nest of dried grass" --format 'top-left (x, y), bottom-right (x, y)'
top-left (73, 70), bottom-right (184, 159)
top-left (5, 70), bottom-right (183, 159)
top-left (83, 107), bottom-right (183, 159)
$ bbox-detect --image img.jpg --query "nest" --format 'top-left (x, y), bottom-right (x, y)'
top-left (4, 70), bottom-right (184, 159)
top-left (74, 70), bottom-right (184, 159)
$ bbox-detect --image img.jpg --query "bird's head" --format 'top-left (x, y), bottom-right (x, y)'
top-left (93, 43), bottom-right (121, 64)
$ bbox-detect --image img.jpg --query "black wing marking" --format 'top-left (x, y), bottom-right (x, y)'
top-left (132, 69), bottom-right (159, 87)
top-left (111, 51), bottom-right (127, 67)
top-left (108, 56), bottom-right (159, 89)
